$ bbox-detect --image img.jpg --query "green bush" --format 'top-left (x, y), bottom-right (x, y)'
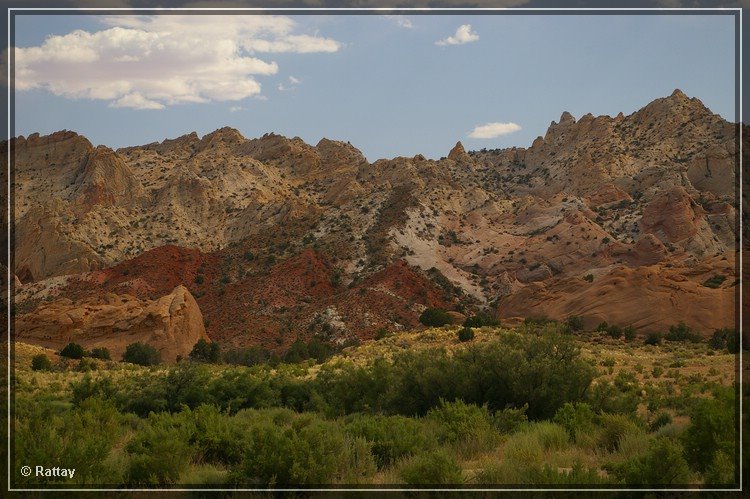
top-left (595, 321), bottom-right (608, 332)
top-left (89, 347), bottom-right (111, 360)
top-left (644, 332), bottom-right (662, 346)
top-left (702, 274), bottom-right (726, 288)
top-left (609, 437), bottom-right (692, 485)
top-left (189, 339), bottom-right (220, 363)
top-left (463, 313), bottom-right (499, 328)
top-left (15, 397), bottom-right (125, 485)
top-left (126, 411), bottom-right (195, 485)
top-left (553, 402), bottom-right (595, 440)
top-left (564, 315), bottom-right (584, 332)
top-left (649, 411), bottom-right (673, 432)
top-left (427, 399), bottom-right (494, 444)
top-left (30, 354), bottom-right (52, 371)
top-left (457, 327), bottom-right (475, 342)
top-left (682, 386), bottom-right (735, 473)
top-left (77, 357), bottom-right (98, 372)
top-left (491, 404), bottom-right (528, 434)
top-left (623, 326), bottom-right (637, 342)
top-left (665, 322), bottom-right (702, 343)
top-left (122, 342), bottom-right (161, 366)
top-left (419, 308), bottom-right (453, 327)
top-left (606, 325), bottom-right (623, 339)
top-left (222, 346), bottom-right (270, 366)
top-left (703, 451), bottom-right (736, 486)
top-left (597, 413), bottom-right (642, 451)
top-left (60, 342), bottom-right (85, 359)
top-left (398, 449), bottom-right (463, 485)
top-left (344, 414), bottom-right (436, 469)
top-left (709, 328), bottom-right (739, 353)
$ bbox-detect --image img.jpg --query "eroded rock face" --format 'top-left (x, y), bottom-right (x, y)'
top-left (15, 285), bottom-right (207, 362)
top-left (641, 186), bottom-right (702, 243)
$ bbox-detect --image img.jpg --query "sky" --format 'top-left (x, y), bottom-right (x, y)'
top-left (11, 13), bottom-right (736, 161)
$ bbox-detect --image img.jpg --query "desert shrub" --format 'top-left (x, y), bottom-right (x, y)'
top-left (375, 327), bottom-right (389, 340)
top-left (502, 431), bottom-right (544, 467)
top-left (126, 411), bottom-right (195, 485)
top-left (283, 339), bottom-right (334, 364)
top-left (398, 449), bottom-right (463, 485)
top-left (344, 414), bottom-right (436, 469)
top-left (491, 404), bottom-right (528, 434)
top-left (228, 414), bottom-right (356, 485)
top-left (77, 357), bottom-right (98, 372)
top-left (164, 363), bottom-right (213, 412)
top-left (222, 346), bottom-right (270, 366)
top-left (703, 451), bottom-right (736, 486)
top-left (709, 328), bottom-right (739, 353)
top-left (89, 347), bottom-right (111, 360)
top-left (564, 315), bottom-right (584, 332)
top-left (14, 397), bottom-right (125, 485)
top-left (649, 411), bottom-right (673, 432)
top-left (644, 332), bottom-right (662, 346)
top-left (190, 405), bottom-right (249, 465)
top-left (682, 386), bottom-right (735, 473)
top-left (583, 274), bottom-right (594, 282)
top-left (457, 327), bottom-right (475, 342)
top-left (702, 274), bottom-right (726, 288)
top-left (595, 321), bottom-right (608, 332)
top-left (30, 354), bottom-right (52, 371)
top-left (623, 326), bottom-right (637, 342)
top-left (59, 342), bottom-right (85, 359)
top-left (553, 402), bottom-right (595, 440)
top-left (463, 313), bottom-right (499, 328)
top-left (419, 308), bottom-right (453, 327)
top-left (524, 421), bottom-right (569, 451)
top-left (426, 399), bottom-right (496, 452)
top-left (122, 342), bottom-right (161, 366)
top-left (189, 339), bottom-right (220, 363)
top-left (608, 437), bottom-right (692, 485)
top-left (606, 325), bottom-right (623, 339)
top-left (597, 413), bottom-right (642, 451)
top-left (588, 376), bottom-right (640, 415)
top-left (665, 322), bottom-right (702, 343)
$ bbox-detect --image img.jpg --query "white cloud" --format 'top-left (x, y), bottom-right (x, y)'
top-left (278, 75), bottom-right (302, 92)
top-left (110, 92), bottom-right (164, 110)
top-left (384, 15), bottom-right (413, 29)
top-left (468, 122), bottom-right (521, 139)
top-left (229, 106), bottom-right (245, 113)
top-left (436, 24), bottom-right (479, 46)
top-left (13, 15), bottom-right (341, 109)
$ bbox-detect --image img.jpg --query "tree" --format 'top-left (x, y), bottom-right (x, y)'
top-left (419, 308), bottom-right (453, 327)
top-left (457, 327), bottom-right (475, 342)
top-left (189, 339), bottom-right (220, 363)
top-left (89, 348), bottom-right (111, 360)
top-left (122, 342), bottom-right (161, 366)
top-left (31, 354), bottom-right (52, 371)
top-left (463, 313), bottom-right (499, 328)
top-left (59, 342), bottom-right (85, 359)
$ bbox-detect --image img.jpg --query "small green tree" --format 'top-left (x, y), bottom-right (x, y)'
top-left (89, 347), bottom-right (111, 360)
top-left (122, 342), bottom-right (161, 366)
top-left (189, 339), bottom-right (220, 363)
top-left (59, 342), bottom-right (85, 359)
top-left (623, 326), bottom-right (637, 342)
top-left (30, 354), bottom-right (52, 371)
top-left (644, 332), bottom-right (662, 346)
top-left (564, 316), bottom-right (584, 332)
top-left (419, 308), bottom-right (453, 327)
top-left (457, 327), bottom-right (475, 342)
top-left (463, 313), bottom-right (499, 328)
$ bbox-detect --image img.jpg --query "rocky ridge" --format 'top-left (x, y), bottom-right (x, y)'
top-left (9, 90), bottom-right (738, 357)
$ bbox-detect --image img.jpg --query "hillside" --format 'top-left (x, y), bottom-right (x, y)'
top-left (9, 90), bottom-right (738, 357)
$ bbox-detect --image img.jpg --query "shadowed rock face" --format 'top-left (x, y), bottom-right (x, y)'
top-left (10, 91), bottom-right (738, 355)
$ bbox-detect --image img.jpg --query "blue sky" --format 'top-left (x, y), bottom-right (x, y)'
top-left (12, 13), bottom-right (735, 161)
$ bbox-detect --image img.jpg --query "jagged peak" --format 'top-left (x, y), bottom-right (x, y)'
top-left (448, 141), bottom-right (466, 160)
top-left (559, 111), bottom-right (575, 124)
top-left (201, 126), bottom-right (245, 142)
